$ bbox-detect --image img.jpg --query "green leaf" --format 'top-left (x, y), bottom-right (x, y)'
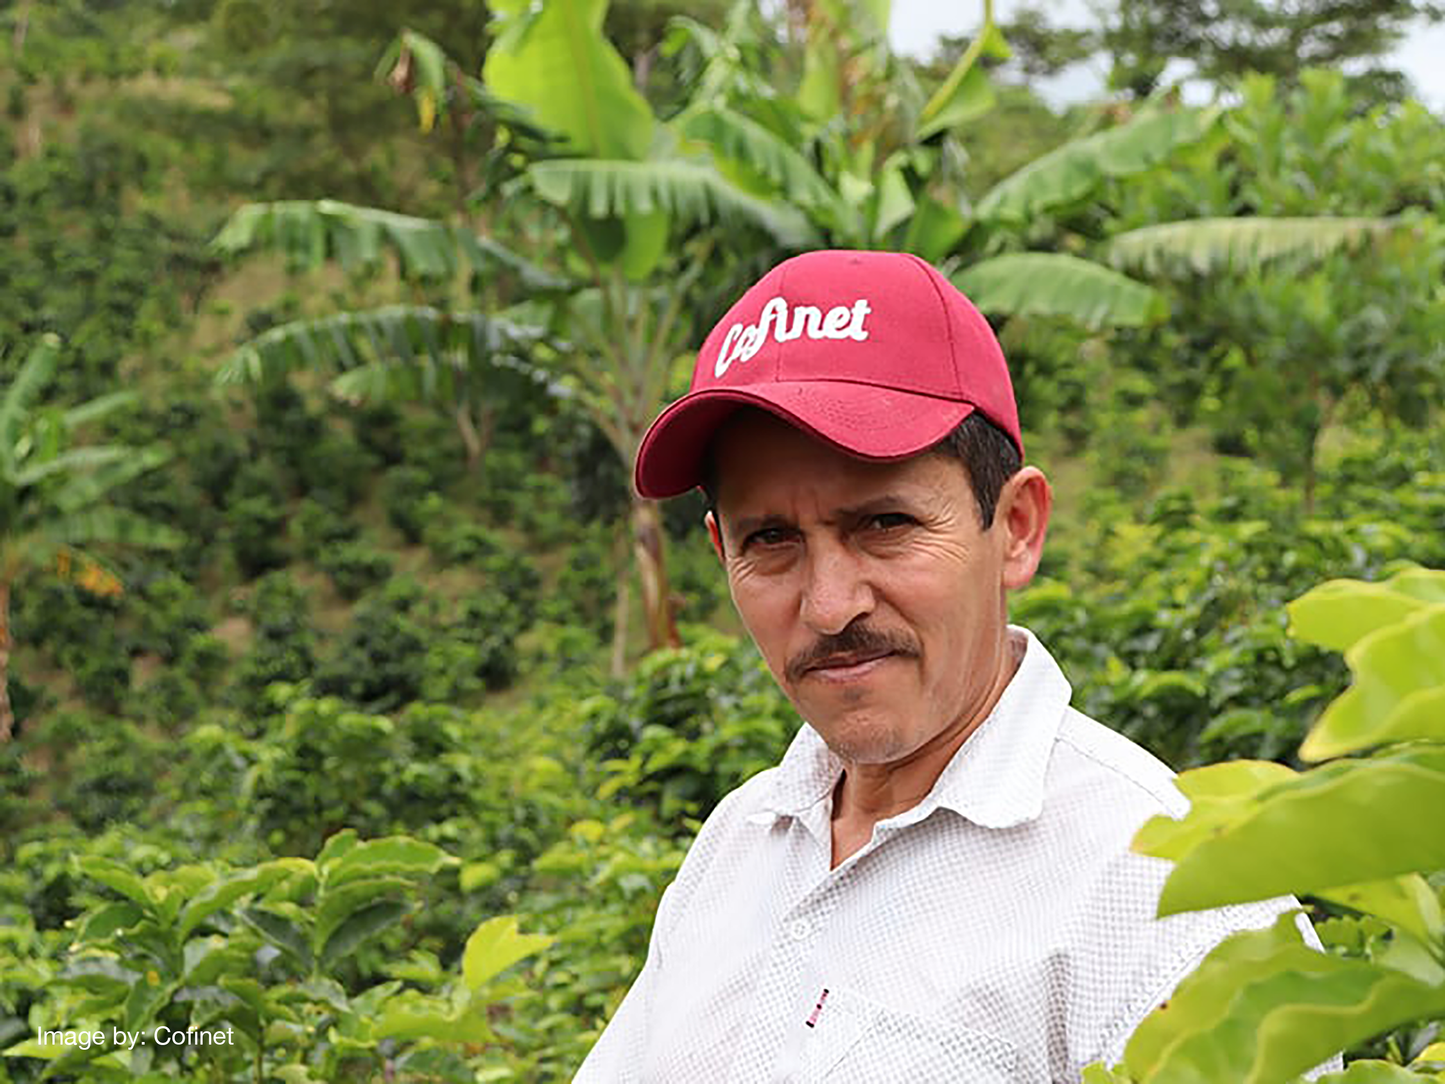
top-left (313, 876), bottom-right (411, 953)
top-left (239, 908), bottom-right (313, 971)
top-left (44, 507), bottom-right (182, 551)
top-left (213, 200), bottom-right (559, 287)
top-left (1413, 1042), bottom-right (1445, 1067)
top-left (77, 858), bottom-right (156, 912)
top-left (918, 21), bottom-right (1006, 139)
top-left (1137, 746), bottom-right (1445, 915)
top-left (1287, 574), bottom-right (1445, 653)
top-left (322, 836), bottom-right (453, 888)
top-left (51, 447), bottom-right (171, 516)
top-left (976, 108), bottom-right (1219, 223)
top-left (483, 0), bottom-right (653, 160)
top-left (1124, 913), bottom-right (1445, 1084)
top-left (678, 107), bottom-right (845, 223)
top-left (462, 915), bottom-right (554, 991)
top-left (125, 971), bottom-right (175, 1032)
top-left (319, 900), bottom-right (407, 969)
top-left (1300, 603), bottom-right (1445, 761)
top-left (216, 306), bottom-right (550, 393)
top-left (0, 334), bottom-right (60, 464)
top-left (953, 253), bottom-right (1167, 329)
top-left (903, 196), bottom-right (968, 264)
top-left (1105, 216), bottom-right (1397, 277)
top-left (618, 210), bottom-right (670, 282)
top-left (371, 992), bottom-right (493, 1044)
top-left (60, 390), bottom-right (137, 431)
top-left (178, 863), bottom-right (297, 939)
top-left (526, 159), bottom-right (816, 247)
top-left (796, 10), bottom-right (841, 122)
top-left (872, 160), bottom-right (915, 241)
top-left (1318, 1062), bottom-right (1445, 1083)
top-left (1315, 875), bottom-right (1444, 948)
top-left (74, 901), bottom-right (144, 943)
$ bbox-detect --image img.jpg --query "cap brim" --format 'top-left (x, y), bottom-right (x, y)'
top-left (634, 382), bottom-right (976, 499)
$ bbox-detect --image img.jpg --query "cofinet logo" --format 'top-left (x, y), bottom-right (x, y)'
top-left (714, 297), bottom-right (872, 379)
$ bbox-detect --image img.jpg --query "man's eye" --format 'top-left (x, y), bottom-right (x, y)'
top-left (867, 513), bottom-right (915, 531)
top-left (745, 527), bottom-right (792, 548)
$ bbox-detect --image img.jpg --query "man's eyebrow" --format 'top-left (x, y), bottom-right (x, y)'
top-left (728, 494), bottom-right (923, 540)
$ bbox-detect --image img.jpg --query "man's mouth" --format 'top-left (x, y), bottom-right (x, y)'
top-left (806, 649), bottom-right (895, 679)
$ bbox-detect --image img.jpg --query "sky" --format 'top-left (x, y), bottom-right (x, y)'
top-left (888, 0), bottom-right (1445, 110)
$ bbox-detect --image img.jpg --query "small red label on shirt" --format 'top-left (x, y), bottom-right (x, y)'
top-left (804, 988), bottom-right (830, 1028)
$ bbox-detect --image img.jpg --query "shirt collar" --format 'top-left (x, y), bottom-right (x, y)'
top-left (757, 626), bottom-right (1072, 831)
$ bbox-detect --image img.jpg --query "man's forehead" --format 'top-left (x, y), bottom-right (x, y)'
top-left (708, 410), bottom-right (957, 512)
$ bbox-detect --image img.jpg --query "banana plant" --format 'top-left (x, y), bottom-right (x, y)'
top-left (215, 5), bottom-right (817, 661)
top-left (0, 335), bottom-right (179, 741)
top-left (670, 3), bottom-right (1412, 333)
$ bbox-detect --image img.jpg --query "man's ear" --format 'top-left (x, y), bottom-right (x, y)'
top-left (705, 510), bottom-right (725, 562)
top-left (996, 467), bottom-right (1051, 591)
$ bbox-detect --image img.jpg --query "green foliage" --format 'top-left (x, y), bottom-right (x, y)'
top-left (6, 4), bottom-right (1445, 1079)
top-left (585, 629), bottom-right (797, 823)
top-left (314, 537), bottom-right (394, 601)
top-left (1088, 568), bottom-right (1445, 1082)
top-left (1, 831), bottom-right (550, 1084)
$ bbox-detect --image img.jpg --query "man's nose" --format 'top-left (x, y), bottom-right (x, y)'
top-left (799, 539), bottom-right (875, 635)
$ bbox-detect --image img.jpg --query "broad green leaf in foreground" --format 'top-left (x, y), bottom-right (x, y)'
top-left (1287, 571), bottom-right (1445, 653)
top-left (1124, 913), bottom-right (1445, 1084)
top-left (1296, 600), bottom-right (1445, 762)
top-left (1314, 875), bottom-right (1444, 950)
top-left (1318, 1062), bottom-right (1445, 1082)
top-left (1136, 746), bottom-right (1445, 914)
top-left (952, 253), bottom-right (1167, 329)
top-left (462, 915), bottom-right (554, 991)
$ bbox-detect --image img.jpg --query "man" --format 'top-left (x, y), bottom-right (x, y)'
top-left (576, 250), bottom-right (1336, 1082)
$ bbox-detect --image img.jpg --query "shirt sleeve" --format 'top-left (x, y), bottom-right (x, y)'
top-left (572, 885), bottom-right (671, 1083)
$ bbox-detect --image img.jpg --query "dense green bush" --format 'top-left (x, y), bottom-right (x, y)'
top-left (314, 537), bottom-right (395, 600)
top-left (228, 572), bottom-right (317, 718)
top-left (380, 464), bottom-right (441, 543)
top-left (224, 459), bottom-right (291, 577)
top-left (289, 497), bottom-right (359, 562)
top-left (583, 629), bottom-right (797, 824)
top-left (315, 577), bottom-right (434, 709)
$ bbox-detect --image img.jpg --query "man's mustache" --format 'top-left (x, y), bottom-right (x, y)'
top-left (785, 623), bottom-right (920, 684)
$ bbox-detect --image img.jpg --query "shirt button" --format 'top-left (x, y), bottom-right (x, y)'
top-left (788, 918), bottom-right (812, 941)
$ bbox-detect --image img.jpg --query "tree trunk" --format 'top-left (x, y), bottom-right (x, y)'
top-left (0, 580), bottom-right (14, 743)
top-left (610, 525), bottom-right (631, 679)
top-left (630, 495), bottom-right (680, 652)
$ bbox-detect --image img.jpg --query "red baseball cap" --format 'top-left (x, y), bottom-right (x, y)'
top-left (633, 249), bottom-right (1022, 500)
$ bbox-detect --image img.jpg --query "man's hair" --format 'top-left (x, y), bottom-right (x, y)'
top-left (701, 411), bottom-right (1021, 540)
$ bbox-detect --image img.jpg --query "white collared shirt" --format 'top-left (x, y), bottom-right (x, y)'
top-left (575, 628), bottom-right (1340, 1082)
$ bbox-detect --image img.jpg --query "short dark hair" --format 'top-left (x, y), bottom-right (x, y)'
top-left (700, 410), bottom-right (1021, 537)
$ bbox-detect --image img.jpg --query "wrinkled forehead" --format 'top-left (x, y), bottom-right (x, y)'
top-left (704, 408), bottom-right (958, 517)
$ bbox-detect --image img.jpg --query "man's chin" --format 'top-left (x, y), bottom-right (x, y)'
top-left (809, 711), bottom-right (918, 767)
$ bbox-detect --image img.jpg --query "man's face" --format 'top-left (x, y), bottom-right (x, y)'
top-left (709, 411), bottom-right (1028, 766)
